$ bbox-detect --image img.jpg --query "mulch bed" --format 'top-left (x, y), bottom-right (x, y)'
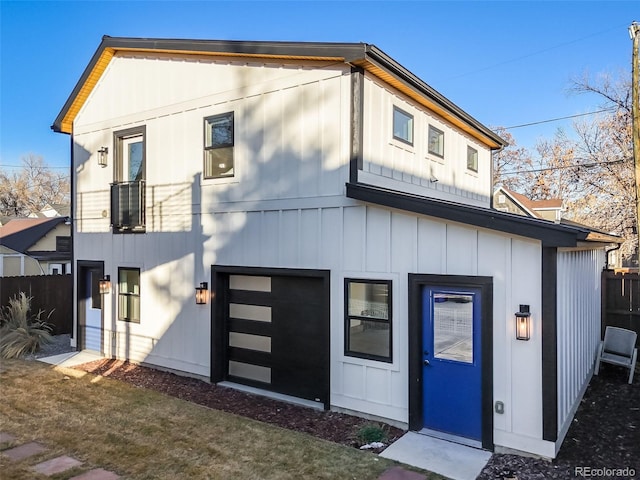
top-left (479, 363), bottom-right (640, 479)
top-left (72, 358), bottom-right (404, 450)
top-left (72, 358), bottom-right (639, 479)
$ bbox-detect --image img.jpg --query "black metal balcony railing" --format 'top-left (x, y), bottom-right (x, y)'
top-left (111, 180), bottom-right (145, 231)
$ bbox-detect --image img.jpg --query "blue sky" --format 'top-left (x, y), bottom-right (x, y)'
top-left (0, 1), bottom-right (637, 174)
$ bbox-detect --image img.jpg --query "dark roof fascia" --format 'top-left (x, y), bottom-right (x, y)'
top-left (52, 36), bottom-right (368, 133)
top-left (0, 217), bottom-right (67, 253)
top-left (364, 45), bottom-right (507, 149)
top-left (346, 182), bottom-right (590, 248)
top-left (53, 36), bottom-right (506, 150)
top-left (25, 251), bottom-right (71, 262)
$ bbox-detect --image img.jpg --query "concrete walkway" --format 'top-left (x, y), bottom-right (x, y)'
top-left (37, 350), bottom-right (103, 368)
top-left (380, 432), bottom-right (492, 480)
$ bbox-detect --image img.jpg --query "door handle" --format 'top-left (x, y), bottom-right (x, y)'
top-left (423, 359), bottom-right (430, 366)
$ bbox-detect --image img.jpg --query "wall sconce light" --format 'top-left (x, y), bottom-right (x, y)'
top-left (99, 275), bottom-right (111, 295)
top-left (98, 146), bottom-right (109, 168)
top-left (515, 304), bottom-right (531, 341)
top-left (195, 282), bottom-right (209, 305)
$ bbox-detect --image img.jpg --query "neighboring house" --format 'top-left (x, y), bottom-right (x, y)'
top-left (28, 203), bottom-right (71, 219)
top-left (53, 36), bottom-right (621, 459)
top-left (493, 186), bottom-right (564, 222)
top-left (493, 187), bottom-right (621, 268)
top-left (0, 217), bottom-right (72, 276)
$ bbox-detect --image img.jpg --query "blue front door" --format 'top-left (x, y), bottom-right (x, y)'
top-left (422, 286), bottom-right (482, 440)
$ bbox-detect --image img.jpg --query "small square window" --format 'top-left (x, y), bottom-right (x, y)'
top-left (467, 146), bottom-right (478, 172)
top-left (345, 279), bottom-right (392, 362)
top-left (204, 112), bottom-right (234, 178)
top-left (428, 126), bottom-right (444, 158)
top-left (392, 106), bottom-right (413, 145)
top-left (118, 267), bottom-right (140, 323)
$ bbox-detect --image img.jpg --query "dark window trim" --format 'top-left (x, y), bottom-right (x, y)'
top-left (542, 247), bottom-right (558, 441)
top-left (344, 278), bottom-right (393, 363)
top-left (203, 111), bottom-right (235, 179)
top-left (428, 125), bottom-right (445, 158)
top-left (467, 145), bottom-right (478, 172)
top-left (117, 266), bottom-right (141, 323)
top-left (392, 105), bottom-right (414, 146)
top-left (113, 125), bottom-right (146, 183)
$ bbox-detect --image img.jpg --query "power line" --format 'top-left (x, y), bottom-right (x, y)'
top-left (1, 164), bottom-right (69, 169)
top-left (502, 108), bottom-right (616, 130)
top-left (500, 159), bottom-right (626, 176)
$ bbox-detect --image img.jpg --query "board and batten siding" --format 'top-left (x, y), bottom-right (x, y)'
top-left (360, 74), bottom-right (492, 208)
top-left (556, 248), bottom-right (604, 448)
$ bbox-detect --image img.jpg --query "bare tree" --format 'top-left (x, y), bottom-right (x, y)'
top-left (565, 73), bottom-right (635, 264)
top-left (0, 155), bottom-right (70, 217)
top-left (492, 127), bottom-right (534, 192)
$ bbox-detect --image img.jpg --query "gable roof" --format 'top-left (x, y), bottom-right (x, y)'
top-left (348, 183), bottom-right (621, 247)
top-left (0, 217), bottom-right (68, 253)
top-left (496, 187), bottom-right (563, 219)
top-left (52, 36), bottom-right (506, 150)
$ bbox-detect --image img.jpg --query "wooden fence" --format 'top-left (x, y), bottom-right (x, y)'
top-left (0, 275), bottom-right (72, 335)
top-left (602, 270), bottom-right (640, 347)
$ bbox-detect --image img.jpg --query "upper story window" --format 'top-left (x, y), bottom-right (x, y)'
top-left (345, 279), bottom-right (392, 362)
top-left (467, 146), bottom-right (478, 172)
top-left (112, 126), bottom-right (146, 233)
top-left (428, 125), bottom-right (444, 158)
top-left (204, 112), bottom-right (234, 179)
top-left (392, 106), bottom-right (413, 145)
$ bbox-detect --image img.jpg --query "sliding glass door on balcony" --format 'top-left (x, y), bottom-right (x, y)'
top-left (112, 126), bottom-right (146, 232)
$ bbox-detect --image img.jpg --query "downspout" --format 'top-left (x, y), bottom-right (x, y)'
top-left (490, 143), bottom-right (506, 209)
top-left (605, 243), bottom-right (621, 270)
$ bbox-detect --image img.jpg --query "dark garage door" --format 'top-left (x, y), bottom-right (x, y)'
top-left (211, 267), bottom-right (330, 406)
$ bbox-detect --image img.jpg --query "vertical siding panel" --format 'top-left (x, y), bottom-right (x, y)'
top-left (320, 207), bottom-right (342, 269)
top-left (299, 208), bottom-right (320, 268)
top-left (279, 209), bottom-right (299, 267)
top-left (556, 249), bottom-right (602, 438)
top-left (343, 206), bottom-right (365, 272)
top-left (417, 218), bottom-right (446, 273)
top-left (391, 212), bottom-right (417, 273)
top-left (365, 208), bottom-right (391, 272)
top-left (261, 211), bottom-right (280, 266)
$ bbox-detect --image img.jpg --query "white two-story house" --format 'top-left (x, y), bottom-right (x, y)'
top-left (53, 36), bottom-right (619, 458)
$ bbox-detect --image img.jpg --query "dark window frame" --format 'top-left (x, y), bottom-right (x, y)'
top-left (118, 267), bottom-right (141, 323)
top-left (392, 106), bottom-right (413, 146)
top-left (112, 126), bottom-right (146, 233)
top-left (344, 278), bottom-right (393, 363)
top-left (467, 146), bottom-right (478, 172)
top-left (203, 111), bottom-right (235, 179)
top-left (428, 125), bottom-right (445, 158)
top-left (114, 126), bottom-right (146, 184)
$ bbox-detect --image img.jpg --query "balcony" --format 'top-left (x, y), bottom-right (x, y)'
top-left (111, 181), bottom-right (145, 232)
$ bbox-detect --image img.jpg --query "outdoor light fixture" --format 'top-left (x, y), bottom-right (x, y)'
top-left (195, 282), bottom-right (209, 305)
top-left (98, 146), bottom-right (109, 168)
top-left (99, 275), bottom-right (111, 295)
top-left (515, 305), bottom-right (531, 341)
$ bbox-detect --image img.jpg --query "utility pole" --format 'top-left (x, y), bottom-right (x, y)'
top-left (630, 21), bottom-right (640, 269)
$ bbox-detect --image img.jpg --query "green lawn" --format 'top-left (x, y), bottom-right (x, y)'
top-left (0, 360), bottom-right (436, 479)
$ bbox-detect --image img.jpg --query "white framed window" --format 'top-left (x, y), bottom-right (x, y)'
top-left (467, 146), bottom-right (478, 172)
top-left (204, 112), bottom-right (234, 179)
top-left (392, 106), bottom-right (413, 145)
top-left (428, 125), bottom-right (444, 158)
top-left (344, 279), bottom-right (392, 362)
